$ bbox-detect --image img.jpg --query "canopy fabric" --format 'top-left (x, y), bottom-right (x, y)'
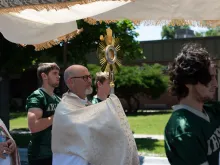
top-left (1, 0), bottom-right (220, 50)
top-left (0, 14), bottom-right (80, 50)
top-left (0, 0), bottom-right (131, 13)
top-left (0, 1), bottom-right (130, 50)
top-left (91, 0), bottom-right (220, 25)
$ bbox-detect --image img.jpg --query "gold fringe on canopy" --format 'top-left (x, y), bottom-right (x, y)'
top-left (84, 17), bottom-right (220, 28)
top-left (21, 28), bottom-right (83, 51)
top-left (0, 0), bottom-right (132, 14)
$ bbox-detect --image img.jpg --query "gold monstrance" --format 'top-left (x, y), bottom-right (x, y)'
top-left (97, 28), bottom-right (122, 94)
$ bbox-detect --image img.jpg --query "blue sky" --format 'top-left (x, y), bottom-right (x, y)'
top-left (135, 24), bottom-right (208, 41)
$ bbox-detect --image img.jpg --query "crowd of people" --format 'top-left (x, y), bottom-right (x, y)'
top-left (1, 43), bottom-right (220, 165)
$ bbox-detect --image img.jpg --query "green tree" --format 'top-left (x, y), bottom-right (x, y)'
top-left (0, 34), bottom-right (38, 74)
top-left (195, 27), bottom-right (220, 37)
top-left (0, 19), bottom-right (143, 74)
top-left (66, 19), bottom-right (143, 65)
top-left (88, 64), bottom-right (169, 113)
top-left (0, 32), bottom-right (67, 74)
top-left (195, 32), bottom-right (205, 37)
top-left (161, 25), bottom-right (190, 39)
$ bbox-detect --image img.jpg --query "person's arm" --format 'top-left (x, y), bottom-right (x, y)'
top-left (165, 133), bottom-right (208, 165)
top-left (6, 139), bottom-right (16, 155)
top-left (28, 108), bottom-right (53, 133)
top-left (26, 92), bottom-right (54, 133)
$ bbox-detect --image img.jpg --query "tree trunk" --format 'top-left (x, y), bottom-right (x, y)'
top-left (60, 42), bottom-right (68, 93)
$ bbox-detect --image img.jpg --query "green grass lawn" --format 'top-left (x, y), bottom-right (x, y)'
top-left (136, 139), bottom-right (165, 156)
top-left (10, 112), bottom-right (27, 130)
top-left (127, 112), bottom-right (171, 156)
top-left (9, 112), bottom-right (171, 156)
top-left (9, 112), bottom-right (172, 134)
top-left (127, 112), bottom-right (171, 135)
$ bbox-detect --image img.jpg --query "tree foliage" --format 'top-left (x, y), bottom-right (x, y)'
top-left (195, 27), bottom-right (220, 37)
top-left (67, 19), bottom-right (143, 65)
top-left (0, 33), bottom-right (65, 74)
top-left (161, 25), bottom-right (190, 39)
top-left (88, 64), bottom-right (169, 112)
top-left (0, 19), bottom-right (143, 76)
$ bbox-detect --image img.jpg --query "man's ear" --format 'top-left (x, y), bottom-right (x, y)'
top-left (97, 81), bottom-right (102, 87)
top-left (41, 73), bottom-right (47, 80)
top-left (185, 84), bottom-right (191, 90)
top-left (67, 78), bottom-right (74, 87)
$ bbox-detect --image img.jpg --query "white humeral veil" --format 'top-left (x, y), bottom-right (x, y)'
top-left (52, 92), bottom-right (139, 165)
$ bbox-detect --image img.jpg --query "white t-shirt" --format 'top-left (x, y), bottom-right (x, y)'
top-left (53, 153), bottom-right (88, 165)
top-left (0, 129), bottom-right (11, 165)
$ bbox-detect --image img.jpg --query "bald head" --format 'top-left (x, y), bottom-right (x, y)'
top-left (64, 65), bottom-right (87, 85)
top-left (64, 65), bottom-right (92, 98)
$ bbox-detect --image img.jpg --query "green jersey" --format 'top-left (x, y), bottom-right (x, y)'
top-left (26, 88), bottom-right (60, 161)
top-left (91, 95), bottom-right (103, 104)
top-left (165, 103), bottom-right (220, 165)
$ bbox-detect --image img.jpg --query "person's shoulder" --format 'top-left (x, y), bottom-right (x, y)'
top-left (27, 89), bottom-right (45, 99)
top-left (26, 89), bottom-right (46, 110)
top-left (166, 109), bottom-right (192, 127)
top-left (165, 109), bottom-right (201, 137)
top-left (54, 93), bottom-right (61, 100)
top-left (169, 108), bottom-right (196, 121)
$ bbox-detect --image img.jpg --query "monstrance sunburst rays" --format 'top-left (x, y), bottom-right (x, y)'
top-left (97, 28), bottom-right (122, 93)
top-left (98, 29), bottom-right (122, 72)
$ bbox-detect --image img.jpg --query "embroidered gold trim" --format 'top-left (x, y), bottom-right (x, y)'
top-left (21, 28), bottom-right (83, 51)
top-left (84, 18), bottom-right (220, 27)
top-left (0, 0), bottom-right (132, 14)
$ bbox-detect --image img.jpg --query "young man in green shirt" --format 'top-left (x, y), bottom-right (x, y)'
top-left (164, 43), bottom-right (220, 165)
top-left (26, 63), bottom-right (61, 165)
top-left (92, 71), bottom-right (111, 104)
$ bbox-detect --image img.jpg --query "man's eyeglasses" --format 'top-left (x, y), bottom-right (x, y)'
top-left (70, 75), bottom-right (92, 81)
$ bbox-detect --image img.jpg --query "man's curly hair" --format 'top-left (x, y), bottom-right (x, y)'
top-left (168, 43), bottom-right (212, 99)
